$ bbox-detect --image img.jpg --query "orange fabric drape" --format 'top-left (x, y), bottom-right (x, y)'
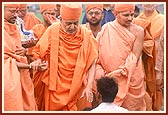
top-left (23, 12), bottom-right (42, 58)
top-left (133, 10), bottom-right (164, 111)
top-left (27, 24), bottom-right (48, 56)
top-left (23, 12), bottom-right (42, 30)
top-left (32, 22), bottom-right (98, 111)
top-left (136, 10), bottom-right (164, 40)
top-left (31, 24), bottom-right (48, 110)
top-left (32, 24), bottom-right (48, 40)
top-left (4, 20), bottom-right (37, 111)
top-left (96, 20), bottom-right (146, 111)
top-left (133, 18), bottom-right (156, 95)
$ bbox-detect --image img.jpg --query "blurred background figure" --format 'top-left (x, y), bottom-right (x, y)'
top-left (17, 4), bottom-right (42, 30)
top-left (102, 4), bottom-right (115, 25)
top-left (55, 4), bottom-right (61, 20)
top-left (134, 5), bottom-right (140, 18)
top-left (155, 28), bottom-right (164, 111)
top-left (133, 4), bottom-right (164, 111)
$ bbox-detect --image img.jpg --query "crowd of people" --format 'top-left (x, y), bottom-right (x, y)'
top-left (3, 3), bottom-right (165, 112)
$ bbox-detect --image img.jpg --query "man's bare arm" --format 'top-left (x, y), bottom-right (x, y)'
top-left (132, 26), bottom-right (144, 60)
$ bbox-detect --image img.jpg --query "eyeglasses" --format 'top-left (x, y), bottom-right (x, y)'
top-left (8, 9), bottom-right (19, 15)
top-left (44, 12), bottom-right (56, 16)
top-left (19, 10), bottom-right (27, 13)
top-left (87, 11), bottom-right (102, 16)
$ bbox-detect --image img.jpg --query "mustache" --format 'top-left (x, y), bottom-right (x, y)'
top-left (127, 20), bottom-right (132, 23)
top-left (11, 16), bottom-right (17, 19)
top-left (91, 17), bottom-right (97, 20)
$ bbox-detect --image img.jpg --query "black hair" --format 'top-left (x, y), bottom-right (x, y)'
top-left (82, 107), bottom-right (93, 111)
top-left (135, 5), bottom-right (140, 13)
top-left (96, 76), bottom-right (118, 103)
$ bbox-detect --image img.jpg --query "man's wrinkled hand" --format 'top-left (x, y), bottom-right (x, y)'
top-left (22, 38), bottom-right (37, 48)
top-left (30, 60), bottom-right (48, 71)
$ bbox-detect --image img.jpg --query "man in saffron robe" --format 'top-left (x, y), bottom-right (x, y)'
top-left (95, 4), bottom-right (146, 111)
top-left (133, 4), bottom-right (164, 111)
top-left (4, 4), bottom-right (37, 111)
top-left (32, 4), bottom-right (57, 40)
top-left (32, 4), bottom-right (98, 111)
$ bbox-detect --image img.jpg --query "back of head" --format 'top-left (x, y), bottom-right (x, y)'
top-left (96, 76), bottom-right (118, 103)
top-left (142, 4), bottom-right (157, 13)
top-left (60, 4), bottom-right (82, 20)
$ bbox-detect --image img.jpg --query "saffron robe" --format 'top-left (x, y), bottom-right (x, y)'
top-left (4, 20), bottom-right (37, 111)
top-left (96, 20), bottom-right (146, 111)
top-left (32, 22), bottom-right (98, 110)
